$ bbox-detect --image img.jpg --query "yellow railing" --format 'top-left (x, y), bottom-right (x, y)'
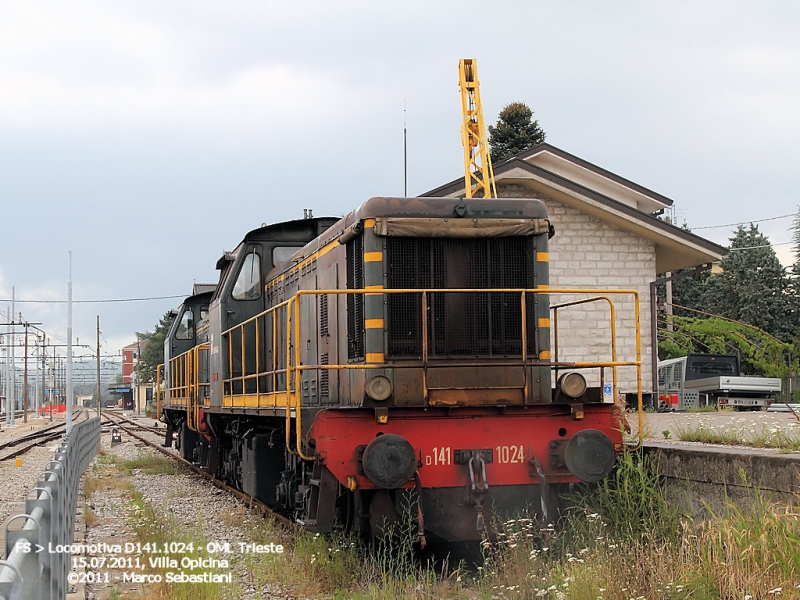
top-left (552, 293), bottom-right (644, 448)
top-left (155, 363), bottom-right (164, 417)
top-left (552, 296), bottom-right (619, 398)
top-left (165, 344), bottom-right (210, 432)
top-left (221, 288), bottom-right (644, 459)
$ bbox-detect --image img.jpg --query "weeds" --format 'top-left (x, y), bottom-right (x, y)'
top-left (127, 493), bottom-right (236, 599)
top-left (119, 452), bottom-right (181, 475)
top-left (87, 440), bottom-right (798, 598)
top-left (683, 489), bottom-right (800, 597)
top-left (570, 450), bottom-right (682, 545)
top-left (476, 450), bottom-right (800, 599)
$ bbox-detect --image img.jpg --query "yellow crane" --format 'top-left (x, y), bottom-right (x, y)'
top-left (458, 58), bottom-right (496, 198)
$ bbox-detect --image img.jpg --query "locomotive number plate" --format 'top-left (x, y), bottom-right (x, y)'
top-left (495, 445), bottom-right (525, 464)
top-left (426, 446), bottom-right (451, 466)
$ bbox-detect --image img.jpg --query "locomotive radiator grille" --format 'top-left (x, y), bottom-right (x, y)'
top-left (346, 236), bottom-right (365, 360)
top-left (386, 237), bottom-right (538, 359)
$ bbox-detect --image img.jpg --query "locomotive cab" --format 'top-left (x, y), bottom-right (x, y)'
top-left (160, 288), bottom-right (214, 456)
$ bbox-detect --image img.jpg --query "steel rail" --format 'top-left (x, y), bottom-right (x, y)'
top-left (0, 410), bottom-right (90, 461)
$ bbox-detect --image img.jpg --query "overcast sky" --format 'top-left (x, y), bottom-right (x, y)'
top-left (1, 0), bottom-right (798, 362)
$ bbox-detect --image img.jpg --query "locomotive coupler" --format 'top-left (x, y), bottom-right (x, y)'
top-left (455, 449), bottom-right (495, 538)
top-left (468, 455), bottom-right (495, 539)
top-left (475, 497), bottom-right (485, 532)
top-left (530, 456), bottom-right (550, 525)
top-left (468, 454), bottom-right (489, 492)
top-left (413, 472), bottom-right (427, 549)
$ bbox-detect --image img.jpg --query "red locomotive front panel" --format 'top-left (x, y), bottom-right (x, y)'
top-left (308, 404), bottom-right (624, 491)
top-left (308, 404), bottom-right (624, 542)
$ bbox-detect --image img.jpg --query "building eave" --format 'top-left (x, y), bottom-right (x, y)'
top-left (420, 154), bottom-right (726, 273)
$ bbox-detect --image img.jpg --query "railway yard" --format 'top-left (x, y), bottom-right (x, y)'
top-left (1, 407), bottom-right (798, 599)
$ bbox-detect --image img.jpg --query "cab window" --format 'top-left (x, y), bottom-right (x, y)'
top-left (176, 308), bottom-right (194, 340)
top-left (273, 246), bottom-right (300, 266)
top-left (232, 251), bottom-right (262, 300)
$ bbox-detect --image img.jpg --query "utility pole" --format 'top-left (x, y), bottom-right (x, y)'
top-left (135, 331), bottom-right (141, 416)
top-left (23, 319), bottom-right (28, 424)
top-left (41, 338), bottom-right (46, 420)
top-left (49, 345), bottom-right (55, 423)
top-left (66, 252), bottom-right (73, 434)
top-left (97, 315), bottom-right (101, 419)
top-left (9, 288), bottom-right (15, 427)
top-left (665, 272), bottom-right (674, 333)
top-left (3, 312), bottom-right (11, 427)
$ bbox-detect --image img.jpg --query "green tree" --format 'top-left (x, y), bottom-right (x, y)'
top-left (488, 102), bottom-right (546, 162)
top-left (791, 205), bottom-right (800, 281)
top-left (658, 314), bottom-right (797, 378)
top-left (658, 223), bottom-right (800, 368)
top-left (702, 225), bottom-right (797, 343)
top-left (135, 312), bottom-right (175, 383)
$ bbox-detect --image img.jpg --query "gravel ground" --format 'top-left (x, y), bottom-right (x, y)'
top-left (0, 413), bottom-right (75, 527)
top-left (84, 428), bottom-right (289, 600)
top-left (71, 409), bottom-right (800, 599)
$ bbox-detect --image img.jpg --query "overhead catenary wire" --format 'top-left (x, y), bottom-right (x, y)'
top-left (0, 294), bottom-right (185, 304)
top-left (729, 242), bottom-right (792, 251)
top-left (692, 212), bottom-right (795, 230)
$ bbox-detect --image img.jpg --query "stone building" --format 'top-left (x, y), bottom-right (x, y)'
top-left (421, 143), bottom-right (727, 403)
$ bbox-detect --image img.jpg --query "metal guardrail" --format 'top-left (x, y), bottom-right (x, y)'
top-left (0, 416), bottom-right (101, 599)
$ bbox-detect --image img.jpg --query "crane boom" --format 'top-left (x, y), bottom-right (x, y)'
top-left (458, 59), bottom-right (496, 198)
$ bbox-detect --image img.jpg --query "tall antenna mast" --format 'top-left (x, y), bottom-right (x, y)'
top-left (403, 99), bottom-right (408, 197)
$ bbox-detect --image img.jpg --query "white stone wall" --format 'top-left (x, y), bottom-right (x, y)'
top-left (499, 184), bottom-right (654, 396)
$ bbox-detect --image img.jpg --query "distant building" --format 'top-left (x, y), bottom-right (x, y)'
top-left (118, 339), bottom-right (151, 411)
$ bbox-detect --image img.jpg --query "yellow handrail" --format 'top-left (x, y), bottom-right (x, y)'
top-left (221, 287), bottom-right (644, 458)
top-left (155, 363), bottom-right (164, 417)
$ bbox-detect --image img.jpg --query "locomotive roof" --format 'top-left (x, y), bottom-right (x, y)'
top-left (215, 216), bottom-right (340, 270)
top-left (347, 196), bottom-right (548, 223)
top-left (169, 289), bottom-right (215, 316)
top-left (216, 197), bottom-right (546, 270)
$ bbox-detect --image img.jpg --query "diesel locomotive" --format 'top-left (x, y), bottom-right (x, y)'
top-left (157, 195), bottom-right (641, 544)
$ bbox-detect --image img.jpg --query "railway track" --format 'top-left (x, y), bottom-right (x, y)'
top-left (102, 412), bottom-right (295, 529)
top-left (0, 409), bottom-right (90, 461)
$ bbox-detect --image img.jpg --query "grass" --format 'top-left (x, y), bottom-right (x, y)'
top-left (86, 441), bottom-right (800, 598)
top-left (473, 450), bottom-right (800, 599)
top-left (127, 492), bottom-right (237, 599)
top-left (119, 450), bottom-right (800, 598)
top-left (689, 495), bottom-right (800, 596)
top-left (237, 496), bottom-right (469, 599)
top-left (119, 452), bottom-right (181, 475)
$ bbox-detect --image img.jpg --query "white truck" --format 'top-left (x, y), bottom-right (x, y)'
top-left (657, 353), bottom-right (781, 411)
